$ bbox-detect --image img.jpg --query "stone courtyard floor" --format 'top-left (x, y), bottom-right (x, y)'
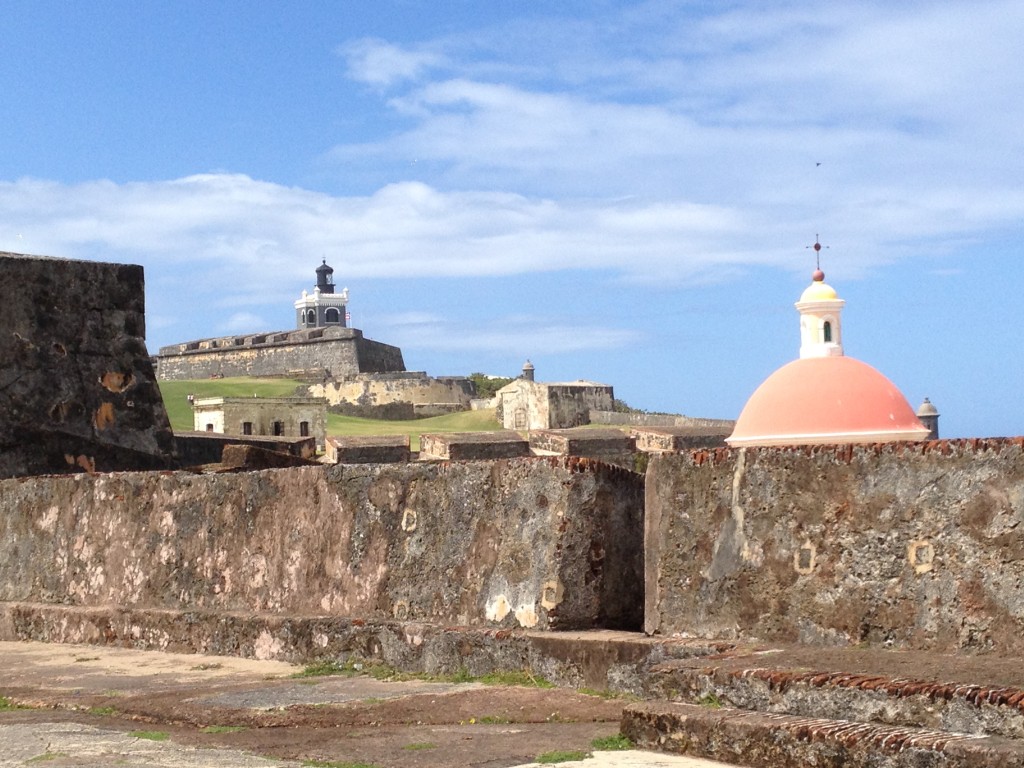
top-left (0, 641), bottom-right (736, 768)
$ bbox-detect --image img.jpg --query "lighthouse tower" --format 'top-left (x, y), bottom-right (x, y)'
top-left (295, 260), bottom-right (349, 330)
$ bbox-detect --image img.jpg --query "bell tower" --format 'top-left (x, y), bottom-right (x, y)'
top-left (795, 237), bottom-right (844, 359)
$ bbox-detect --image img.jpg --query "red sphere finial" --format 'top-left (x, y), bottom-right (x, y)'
top-left (812, 269), bottom-right (825, 282)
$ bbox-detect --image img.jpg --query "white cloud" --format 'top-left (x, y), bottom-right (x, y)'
top-left (3, 169), bottom-right (1021, 305)
top-left (338, 37), bottom-right (444, 87)
top-left (326, 2), bottom-right (1024, 209)
top-left (378, 312), bottom-right (642, 355)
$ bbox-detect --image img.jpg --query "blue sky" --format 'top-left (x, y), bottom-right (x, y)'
top-left (2, 1), bottom-right (1022, 438)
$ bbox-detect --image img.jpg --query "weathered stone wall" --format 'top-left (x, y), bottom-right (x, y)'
top-left (0, 252), bottom-right (175, 479)
top-left (326, 436), bottom-right (410, 464)
top-left (632, 427), bottom-right (730, 452)
top-left (0, 457), bottom-right (644, 631)
top-left (591, 411), bottom-right (735, 430)
top-left (307, 372), bottom-right (474, 408)
top-left (156, 328), bottom-right (405, 381)
top-left (645, 439), bottom-right (1024, 654)
top-left (530, 428), bottom-right (638, 471)
top-left (548, 385), bottom-right (612, 428)
top-left (499, 380), bottom-right (614, 430)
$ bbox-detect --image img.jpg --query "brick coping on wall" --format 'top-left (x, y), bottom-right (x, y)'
top-left (682, 436), bottom-right (1024, 467)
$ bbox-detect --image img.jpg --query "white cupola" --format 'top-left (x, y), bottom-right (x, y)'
top-left (795, 239), bottom-right (844, 359)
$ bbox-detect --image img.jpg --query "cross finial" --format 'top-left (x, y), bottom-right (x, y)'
top-left (806, 234), bottom-right (829, 271)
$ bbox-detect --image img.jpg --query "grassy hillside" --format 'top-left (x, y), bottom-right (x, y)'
top-left (158, 378), bottom-right (502, 450)
top-left (158, 378), bottom-right (306, 432)
top-left (328, 409), bottom-right (501, 452)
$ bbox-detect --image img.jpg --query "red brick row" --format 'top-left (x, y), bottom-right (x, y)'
top-left (735, 666), bottom-right (1024, 710)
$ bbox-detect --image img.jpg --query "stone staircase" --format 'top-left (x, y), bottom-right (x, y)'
top-left (621, 645), bottom-right (1024, 767)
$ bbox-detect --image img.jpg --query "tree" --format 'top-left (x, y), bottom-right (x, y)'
top-left (468, 372), bottom-right (514, 400)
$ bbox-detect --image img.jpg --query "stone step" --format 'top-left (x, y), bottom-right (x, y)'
top-left (645, 650), bottom-right (1024, 740)
top-left (622, 701), bottom-right (1024, 768)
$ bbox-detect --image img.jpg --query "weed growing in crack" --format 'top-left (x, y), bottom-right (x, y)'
top-left (591, 733), bottom-right (633, 750)
top-left (0, 697), bottom-right (26, 712)
top-left (130, 731), bottom-right (169, 741)
top-left (698, 693), bottom-right (723, 708)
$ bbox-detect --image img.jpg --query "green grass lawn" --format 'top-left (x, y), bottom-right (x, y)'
top-left (158, 378), bottom-right (307, 432)
top-left (328, 409), bottom-right (501, 452)
top-left (157, 378), bottom-right (502, 450)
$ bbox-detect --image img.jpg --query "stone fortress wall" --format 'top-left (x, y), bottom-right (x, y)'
top-left (0, 252), bottom-right (175, 480)
top-left (4, 439), bottom-right (1024, 655)
top-left (590, 411), bottom-right (735, 430)
top-left (306, 371), bottom-right (475, 419)
top-left (0, 458), bottom-right (644, 634)
top-left (156, 326), bottom-right (405, 382)
top-left (645, 438), bottom-right (1024, 654)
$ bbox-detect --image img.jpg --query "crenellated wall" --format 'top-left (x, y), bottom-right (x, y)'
top-left (0, 457), bottom-right (644, 633)
top-left (645, 438), bottom-right (1024, 654)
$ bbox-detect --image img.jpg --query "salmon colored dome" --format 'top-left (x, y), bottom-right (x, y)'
top-left (727, 356), bottom-right (929, 447)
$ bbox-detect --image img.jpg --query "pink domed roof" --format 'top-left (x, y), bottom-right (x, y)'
top-left (727, 356), bottom-right (929, 447)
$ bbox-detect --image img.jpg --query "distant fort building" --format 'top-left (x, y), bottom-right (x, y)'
top-left (496, 360), bottom-right (614, 431)
top-left (192, 396), bottom-right (327, 451)
top-left (157, 262), bottom-right (405, 381)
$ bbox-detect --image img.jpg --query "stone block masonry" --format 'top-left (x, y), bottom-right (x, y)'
top-left (0, 456), bottom-right (644, 632)
top-left (530, 427), bottom-right (638, 471)
top-left (326, 435), bottom-right (411, 464)
top-left (419, 431), bottom-right (530, 460)
top-left (645, 438), bottom-right (1024, 654)
top-left (0, 252), bottom-right (175, 479)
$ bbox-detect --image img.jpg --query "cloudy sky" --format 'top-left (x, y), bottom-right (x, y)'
top-left (2, 1), bottom-right (1022, 438)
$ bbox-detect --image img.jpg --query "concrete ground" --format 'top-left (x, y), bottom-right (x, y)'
top-left (0, 641), bottom-right (737, 768)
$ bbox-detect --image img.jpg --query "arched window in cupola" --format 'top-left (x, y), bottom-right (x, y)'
top-left (823, 321), bottom-right (832, 343)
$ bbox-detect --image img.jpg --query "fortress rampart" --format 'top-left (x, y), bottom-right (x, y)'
top-left (3, 438), bottom-right (1024, 656)
top-left (646, 438), bottom-right (1024, 653)
top-left (156, 326), bottom-right (405, 381)
top-left (0, 457), bottom-right (644, 634)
